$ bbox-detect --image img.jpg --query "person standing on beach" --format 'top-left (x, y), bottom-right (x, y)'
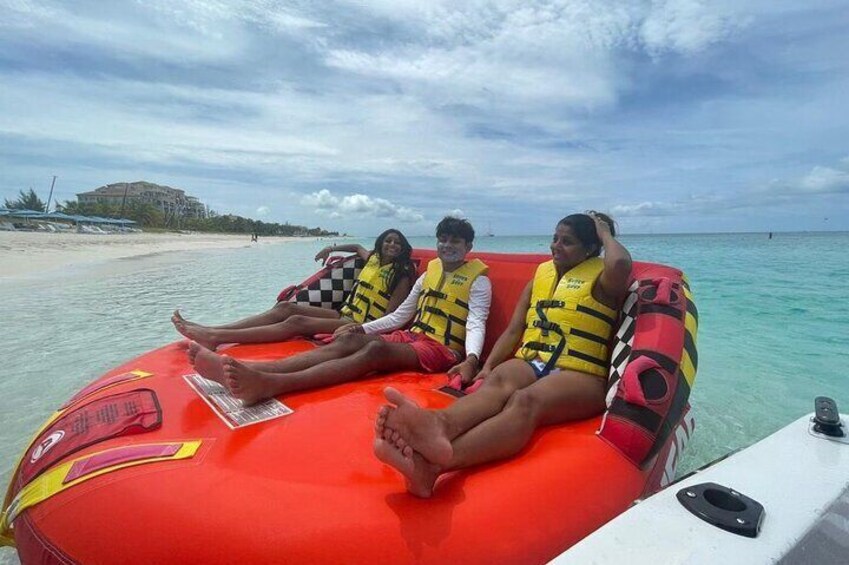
top-left (373, 212), bottom-right (631, 498)
top-left (187, 217), bottom-right (491, 405)
top-left (172, 229), bottom-right (417, 349)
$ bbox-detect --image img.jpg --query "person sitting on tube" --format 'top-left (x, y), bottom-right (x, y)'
top-left (373, 212), bottom-right (632, 497)
top-left (186, 216), bottom-right (492, 406)
top-left (172, 229), bottom-right (417, 350)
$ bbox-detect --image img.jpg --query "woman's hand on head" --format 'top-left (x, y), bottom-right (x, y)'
top-left (588, 211), bottom-right (612, 239)
top-left (333, 323), bottom-right (363, 336)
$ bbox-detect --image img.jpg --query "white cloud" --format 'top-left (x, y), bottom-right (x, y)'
top-left (3, 1), bottom-right (247, 62)
top-left (612, 201), bottom-right (679, 217)
top-left (324, 1), bottom-right (745, 117)
top-left (640, 0), bottom-right (742, 55)
top-left (256, 205), bottom-right (269, 216)
top-left (301, 189), bottom-right (425, 223)
top-left (613, 156), bottom-right (849, 219)
top-left (799, 165), bottom-right (849, 194)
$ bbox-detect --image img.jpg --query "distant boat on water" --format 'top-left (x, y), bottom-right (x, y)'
top-left (486, 222), bottom-right (495, 237)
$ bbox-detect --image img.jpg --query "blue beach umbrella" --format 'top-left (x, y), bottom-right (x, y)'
top-left (45, 211), bottom-right (78, 221)
top-left (8, 209), bottom-right (47, 218)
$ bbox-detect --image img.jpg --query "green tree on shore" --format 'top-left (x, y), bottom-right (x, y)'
top-left (55, 198), bottom-right (335, 236)
top-left (4, 188), bottom-right (46, 211)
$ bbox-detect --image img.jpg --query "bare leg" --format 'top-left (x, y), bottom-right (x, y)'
top-left (379, 370), bottom-right (606, 496)
top-left (171, 315), bottom-right (350, 350)
top-left (244, 332), bottom-right (371, 373)
top-left (448, 371), bottom-right (605, 467)
top-left (382, 359), bottom-right (536, 465)
top-left (226, 339), bottom-right (422, 405)
top-left (172, 303), bottom-right (340, 336)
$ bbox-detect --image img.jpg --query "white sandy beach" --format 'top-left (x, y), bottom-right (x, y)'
top-left (0, 231), bottom-right (310, 280)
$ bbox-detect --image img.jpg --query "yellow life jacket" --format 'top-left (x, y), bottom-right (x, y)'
top-left (410, 258), bottom-right (489, 353)
top-left (339, 254), bottom-right (395, 323)
top-left (515, 257), bottom-right (617, 377)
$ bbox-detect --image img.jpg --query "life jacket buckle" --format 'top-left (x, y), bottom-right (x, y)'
top-left (532, 320), bottom-right (560, 333)
top-left (525, 342), bottom-right (556, 353)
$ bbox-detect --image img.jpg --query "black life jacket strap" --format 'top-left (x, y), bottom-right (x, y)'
top-left (522, 319), bottom-right (567, 374)
top-left (340, 280), bottom-right (361, 312)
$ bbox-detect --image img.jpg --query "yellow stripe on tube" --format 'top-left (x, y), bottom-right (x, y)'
top-left (0, 441), bottom-right (201, 546)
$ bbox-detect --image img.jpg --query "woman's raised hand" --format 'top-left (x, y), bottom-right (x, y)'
top-left (588, 210), bottom-right (612, 239)
top-left (314, 246), bottom-right (333, 265)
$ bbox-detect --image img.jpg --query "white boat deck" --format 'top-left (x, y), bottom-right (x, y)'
top-left (552, 413), bottom-right (849, 564)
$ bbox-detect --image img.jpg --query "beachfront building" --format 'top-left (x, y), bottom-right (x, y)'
top-left (77, 182), bottom-right (206, 219)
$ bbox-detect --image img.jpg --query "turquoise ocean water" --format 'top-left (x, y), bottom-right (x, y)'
top-left (2, 232), bottom-right (848, 561)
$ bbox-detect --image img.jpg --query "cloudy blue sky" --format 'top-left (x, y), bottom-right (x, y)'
top-left (2, 0), bottom-right (847, 235)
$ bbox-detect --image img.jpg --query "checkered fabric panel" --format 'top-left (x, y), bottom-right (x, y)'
top-left (605, 280), bottom-right (640, 407)
top-left (290, 258), bottom-right (364, 310)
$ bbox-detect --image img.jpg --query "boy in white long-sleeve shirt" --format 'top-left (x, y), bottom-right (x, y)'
top-left (187, 217), bottom-right (492, 405)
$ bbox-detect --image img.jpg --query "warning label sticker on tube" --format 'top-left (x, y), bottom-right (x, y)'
top-left (183, 373), bottom-right (293, 429)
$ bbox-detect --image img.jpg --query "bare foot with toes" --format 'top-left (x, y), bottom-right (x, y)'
top-left (188, 342), bottom-right (227, 386)
top-left (383, 387), bottom-right (453, 466)
top-left (223, 358), bottom-right (281, 405)
top-left (172, 310), bottom-right (218, 350)
top-left (373, 438), bottom-right (441, 498)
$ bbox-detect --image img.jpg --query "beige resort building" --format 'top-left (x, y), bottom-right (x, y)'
top-left (77, 182), bottom-right (206, 219)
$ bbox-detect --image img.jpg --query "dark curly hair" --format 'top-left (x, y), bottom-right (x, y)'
top-left (557, 212), bottom-right (616, 257)
top-left (372, 229), bottom-right (416, 293)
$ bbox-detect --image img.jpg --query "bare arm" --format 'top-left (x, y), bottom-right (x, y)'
top-left (314, 243), bottom-right (369, 264)
top-left (475, 281), bottom-right (533, 380)
top-left (592, 214), bottom-right (632, 309)
top-left (385, 275), bottom-right (413, 314)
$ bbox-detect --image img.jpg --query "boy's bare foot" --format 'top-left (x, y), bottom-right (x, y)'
top-left (374, 438), bottom-right (441, 498)
top-left (224, 357), bottom-right (282, 405)
top-left (188, 342), bottom-right (226, 386)
top-left (382, 387), bottom-right (453, 467)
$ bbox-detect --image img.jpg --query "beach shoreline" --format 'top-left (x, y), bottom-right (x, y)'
top-left (0, 231), bottom-right (319, 281)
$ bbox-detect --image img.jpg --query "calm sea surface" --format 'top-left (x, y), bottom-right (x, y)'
top-left (2, 232), bottom-right (848, 561)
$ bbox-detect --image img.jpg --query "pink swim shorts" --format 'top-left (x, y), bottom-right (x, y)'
top-left (379, 330), bottom-right (461, 373)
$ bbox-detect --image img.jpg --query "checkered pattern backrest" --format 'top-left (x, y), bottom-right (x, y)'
top-left (605, 280), bottom-right (640, 405)
top-left (287, 256), bottom-right (365, 309)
